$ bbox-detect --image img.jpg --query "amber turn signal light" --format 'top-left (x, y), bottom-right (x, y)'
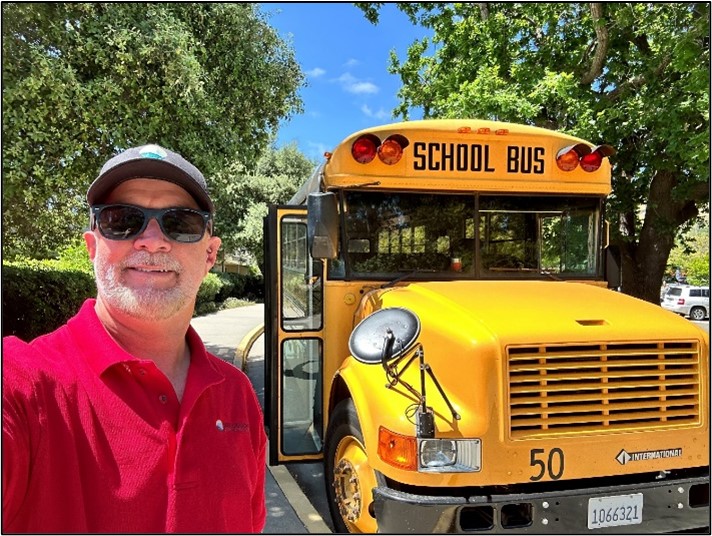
top-left (378, 426), bottom-right (417, 470)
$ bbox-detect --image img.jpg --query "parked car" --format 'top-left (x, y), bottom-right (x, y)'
top-left (661, 284), bottom-right (710, 320)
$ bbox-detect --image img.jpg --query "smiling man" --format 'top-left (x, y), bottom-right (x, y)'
top-left (2, 145), bottom-right (266, 533)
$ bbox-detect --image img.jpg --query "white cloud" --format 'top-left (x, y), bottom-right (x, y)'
top-left (306, 67), bottom-right (326, 78)
top-left (344, 58), bottom-right (359, 68)
top-left (336, 73), bottom-right (378, 95)
top-left (361, 104), bottom-right (390, 120)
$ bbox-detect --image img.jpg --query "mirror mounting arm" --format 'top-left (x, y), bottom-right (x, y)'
top-left (383, 343), bottom-right (461, 425)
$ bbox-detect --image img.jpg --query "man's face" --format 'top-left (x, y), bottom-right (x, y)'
top-left (84, 178), bottom-right (221, 320)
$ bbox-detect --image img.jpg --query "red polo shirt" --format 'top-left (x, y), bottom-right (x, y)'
top-left (2, 299), bottom-right (266, 533)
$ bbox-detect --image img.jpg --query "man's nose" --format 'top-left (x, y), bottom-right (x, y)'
top-left (133, 218), bottom-right (171, 251)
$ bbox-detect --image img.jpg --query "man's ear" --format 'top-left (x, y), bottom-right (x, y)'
top-left (83, 231), bottom-right (98, 261)
top-left (205, 236), bottom-right (221, 270)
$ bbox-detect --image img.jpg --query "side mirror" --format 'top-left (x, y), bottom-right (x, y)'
top-left (307, 192), bottom-right (339, 259)
top-left (605, 244), bottom-right (622, 291)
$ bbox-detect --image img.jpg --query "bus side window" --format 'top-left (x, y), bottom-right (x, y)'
top-left (452, 238), bottom-right (476, 273)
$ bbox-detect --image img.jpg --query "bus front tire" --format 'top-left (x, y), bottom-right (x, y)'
top-left (324, 398), bottom-right (379, 533)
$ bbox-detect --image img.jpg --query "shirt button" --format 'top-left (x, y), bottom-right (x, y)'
top-left (138, 368), bottom-right (147, 376)
top-left (158, 394), bottom-right (168, 404)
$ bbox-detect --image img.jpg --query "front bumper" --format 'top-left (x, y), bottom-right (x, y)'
top-left (373, 474), bottom-right (710, 533)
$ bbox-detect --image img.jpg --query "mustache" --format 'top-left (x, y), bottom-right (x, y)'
top-left (120, 251), bottom-right (182, 273)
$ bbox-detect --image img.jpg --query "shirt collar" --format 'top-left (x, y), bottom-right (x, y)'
top-left (68, 299), bottom-right (224, 388)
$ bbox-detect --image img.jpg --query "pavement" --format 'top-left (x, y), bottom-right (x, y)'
top-left (190, 304), bottom-right (332, 534)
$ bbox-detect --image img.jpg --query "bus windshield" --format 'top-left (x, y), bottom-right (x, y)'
top-left (339, 191), bottom-right (602, 279)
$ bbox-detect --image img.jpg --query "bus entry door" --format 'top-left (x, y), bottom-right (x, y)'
top-left (264, 206), bottom-right (325, 464)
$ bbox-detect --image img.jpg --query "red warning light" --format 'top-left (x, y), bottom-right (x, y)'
top-left (556, 143), bottom-right (616, 172)
top-left (580, 152), bottom-right (603, 172)
top-left (351, 135), bottom-right (379, 164)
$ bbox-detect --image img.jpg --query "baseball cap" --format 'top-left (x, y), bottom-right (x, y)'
top-left (87, 144), bottom-right (214, 213)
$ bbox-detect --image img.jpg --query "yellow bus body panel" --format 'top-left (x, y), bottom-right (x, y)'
top-left (325, 280), bottom-right (709, 487)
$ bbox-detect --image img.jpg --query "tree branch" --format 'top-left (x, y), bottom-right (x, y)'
top-left (634, 34), bottom-right (651, 56)
top-left (607, 54), bottom-right (671, 100)
top-left (477, 3), bottom-right (489, 20)
top-left (580, 3), bottom-right (609, 85)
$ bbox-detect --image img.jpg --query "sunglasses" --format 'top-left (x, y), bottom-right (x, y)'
top-left (90, 204), bottom-right (212, 243)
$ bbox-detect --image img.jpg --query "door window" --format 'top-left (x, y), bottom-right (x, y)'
top-left (281, 338), bottom-right (323, 454)
top-left (280, 217), bottom-right (323, 331)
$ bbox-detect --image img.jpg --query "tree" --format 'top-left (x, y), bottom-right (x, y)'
top-left (358, 2), bottom-right (710, 303)
top-left (2, 2), bottom-right (304, 259)
top-left (213, 143), bottom-right (317, 270)
top-left (667, 217), bottom-right (710, 286)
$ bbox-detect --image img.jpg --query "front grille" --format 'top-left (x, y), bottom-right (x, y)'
top-left (507, 341), bottom-right (701, 439)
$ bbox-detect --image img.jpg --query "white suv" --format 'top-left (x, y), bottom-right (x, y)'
top-left (661, 284), bottom-right (710, 320)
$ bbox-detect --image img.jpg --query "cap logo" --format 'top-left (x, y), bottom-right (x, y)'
top-left (139, 144), bottom-right (168, 160)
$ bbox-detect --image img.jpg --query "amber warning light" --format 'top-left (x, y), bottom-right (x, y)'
top-left (351, 134), bottom-right (410, 165)
top-left (556, 143), bottom-right (616, 172)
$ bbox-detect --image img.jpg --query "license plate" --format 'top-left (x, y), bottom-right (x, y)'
top-left (587, 493), bottom-right (643, 529)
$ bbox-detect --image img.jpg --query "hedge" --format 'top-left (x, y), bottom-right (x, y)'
top-left (2, 262), bottom-right (97, 342)
top-left (194, 272), bottom-right (264, 316)
top-left (2, 261), bottom-right (264, 342)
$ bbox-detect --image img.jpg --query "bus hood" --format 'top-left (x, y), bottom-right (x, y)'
top-left (350, 279), bottom-right (707, 445)
top-left (340, 281), bottom-right (709, 487)
top-left (357, 280), bottom-right (706, 345)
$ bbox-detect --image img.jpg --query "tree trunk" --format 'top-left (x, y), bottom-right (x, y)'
top-left (618, 170), bottom-right (699, 304)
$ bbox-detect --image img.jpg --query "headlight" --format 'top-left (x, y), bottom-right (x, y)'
top-left (418, 438), bottom-right (481, 473)
top-left (420, 439), bottom-right (457, 467)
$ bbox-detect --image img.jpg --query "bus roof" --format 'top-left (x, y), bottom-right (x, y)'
top-left (291, 119), bottom-right (613, 203)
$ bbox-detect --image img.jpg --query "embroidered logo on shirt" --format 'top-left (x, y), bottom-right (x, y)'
top-left (215, 419), bottom-right (248, 432)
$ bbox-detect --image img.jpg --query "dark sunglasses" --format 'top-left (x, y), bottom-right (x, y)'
top-left (90, 204), bottom-right (212, 243)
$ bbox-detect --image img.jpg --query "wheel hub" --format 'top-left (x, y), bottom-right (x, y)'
top-left (333, 458), bottom-right (362, 523)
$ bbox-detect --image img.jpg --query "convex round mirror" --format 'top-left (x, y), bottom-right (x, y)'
top-left (349, 307), bottom-right (421, 364)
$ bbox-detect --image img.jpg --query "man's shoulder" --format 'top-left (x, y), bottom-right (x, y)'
top-left (2, 329), bottom-right (82, 402)
top-left (4, 325), bottom-right (70, 359)
top-left (3, 300), bottom-right (94, 365)
top-left (3, 326), bottom-right (76, 374)
top-left (2, 335), bottom-right (36, 370)
top-left (205, 351), bottom-right (248, 380)
top-left (202, 352), bottom-right (262, 406)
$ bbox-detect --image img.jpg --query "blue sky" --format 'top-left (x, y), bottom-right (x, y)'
top-left (261, 2), bottom-right (429, 161)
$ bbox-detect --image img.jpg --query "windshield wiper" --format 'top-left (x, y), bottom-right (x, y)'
top-left (539, 270), bottom-right (563, 281)
top-left (382, 269), bottom-right (438, 289)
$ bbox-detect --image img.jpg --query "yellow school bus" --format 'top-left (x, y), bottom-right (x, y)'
top-left (263, 119), bottom-right (709, 533)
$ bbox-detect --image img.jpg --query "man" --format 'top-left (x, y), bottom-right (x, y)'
top-left (2, 144), bottom-right (266, 533)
